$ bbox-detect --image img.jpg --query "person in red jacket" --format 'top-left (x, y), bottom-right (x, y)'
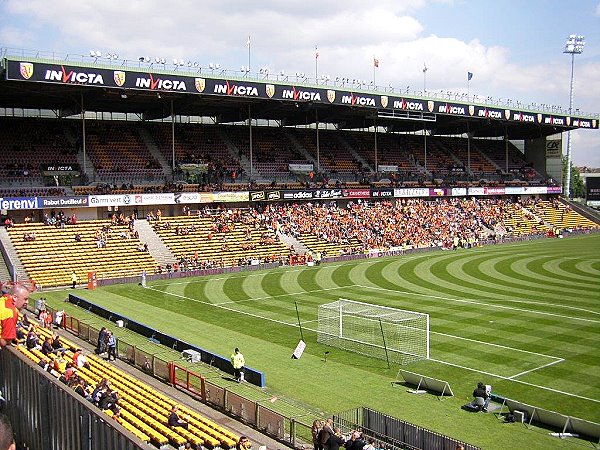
top-left (0, 285), bottom-right (30, 347)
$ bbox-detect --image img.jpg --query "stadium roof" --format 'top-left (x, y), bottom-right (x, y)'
top-left (1, 55), bottom-right (598, 140)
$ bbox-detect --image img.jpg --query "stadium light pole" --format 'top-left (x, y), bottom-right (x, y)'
top-left (563, 34), bottom-right (585, 198)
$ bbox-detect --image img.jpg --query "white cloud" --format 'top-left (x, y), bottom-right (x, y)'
top-left (2, 0), bottom-right (599, 165)
top-left (596, 2), bottom-right (600, 16)
top-left (0, 26), bottom-right (34, 47)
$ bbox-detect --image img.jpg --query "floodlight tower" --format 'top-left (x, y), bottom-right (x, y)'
top-left (563, 34), bottom-right (585, 198)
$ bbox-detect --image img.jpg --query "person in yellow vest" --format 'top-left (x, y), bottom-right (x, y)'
top-left (230, 347), bottom-right (245, 383)
top-left (71, 271), bottom-right (78, 289)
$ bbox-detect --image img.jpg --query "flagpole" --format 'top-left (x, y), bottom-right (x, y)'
top-left (247, 36), bottom-right (251, 76)
top-left (373, 62), bottom-right (376, 87)
top-left (315, 45), bottom-right (318, 84)
top-left (467, 72), bottom-right (473, 101)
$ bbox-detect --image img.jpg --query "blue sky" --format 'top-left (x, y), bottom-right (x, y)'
top-left (1, 0), bottom-right (599, 166)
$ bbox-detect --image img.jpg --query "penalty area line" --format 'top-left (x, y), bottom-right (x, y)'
top-left (507, 358), bottom-right (565, 380)
top-left (213, 285), bottom-right (352, 306)
top-left (355, 284), bottom-right (600, 324)
top-left (429, 357), bottom-right (600, 404)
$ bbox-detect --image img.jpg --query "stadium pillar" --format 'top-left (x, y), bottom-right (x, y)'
top-left (374, 118), bottom-right (378, 176)
top-left (466, 121), bottom-right (471, 176)
top-left (316, 109), bottom-right (320, 173)
top-left (248, 104), bottom-right (253, 176)
top-left (171, 99), bottom-right (175, 176)
top-left (81, 93), bottom-right (87, 176)
top-left (505, 127), bottom-right (509, 174)
top-left (423, 125), bottom-right (428, 171)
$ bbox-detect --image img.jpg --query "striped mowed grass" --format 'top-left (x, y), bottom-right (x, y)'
top-left (39, 233), bottom-right (600, 449)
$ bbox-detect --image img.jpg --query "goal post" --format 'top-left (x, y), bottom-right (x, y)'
top-left (317, 298), bottom-right (429, 365)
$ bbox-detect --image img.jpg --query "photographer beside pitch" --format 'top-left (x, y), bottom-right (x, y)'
top-left (471, 382), bottom-right (491, 412)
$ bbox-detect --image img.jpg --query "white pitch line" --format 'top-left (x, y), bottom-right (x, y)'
top-left (146, 286), bottom-right (599, 404)
top-left (213, 286), bottom-right (350, 305)
top-left (433, 331), bottom-right (562, 361)
top-left (507, 358), bottom-right (565, 380)
top-left (429, 357), bottom-right (600, 404)
top-left (144, 286), bottom-right (300, 327)
top-left (355, 284), bottom-right (600, 324)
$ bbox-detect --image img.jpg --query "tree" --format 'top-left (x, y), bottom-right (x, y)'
top-left (562, 157), bottom-right (585, 198)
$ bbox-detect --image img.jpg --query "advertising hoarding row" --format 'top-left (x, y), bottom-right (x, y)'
top-left (0, 185), bottom-right (562, 211)
top-left (5, 59), bottom-right (597, 130)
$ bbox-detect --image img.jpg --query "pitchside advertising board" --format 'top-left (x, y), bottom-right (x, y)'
top-left (0, 186), bottom-right (563, 210)
top-left (5, 58), bottom-right (598, 130)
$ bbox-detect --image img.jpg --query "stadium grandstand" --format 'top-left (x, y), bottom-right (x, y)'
top-left (0, 49), bottom-right (599, 450)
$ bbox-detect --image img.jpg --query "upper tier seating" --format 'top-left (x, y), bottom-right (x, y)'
top-left (0, 117), bottom-right (78, 184)
top-left (150, 123), bottom-right (237, 173)
top-left (224, 125), bottom-right (308, 179)
top-left (85, 121), bottom-right (164, 180)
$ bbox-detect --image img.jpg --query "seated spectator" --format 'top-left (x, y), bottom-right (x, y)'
top-left (26, 326), bottom-right (41, 350)
top-left (69, 375), bottom-right (89, 399)
top-left (236, 436), bottom-right (252, 450)
top-left (363, 438), bottom-right (377, 450)
top-left (41, 337), bottom-right (54, 356)
top-left (168, 405), bottom-right (188, 430)
top-left (99, 389), bottom-right (120, 412)
top-left (72, 348), bottom-right (90, 369)
top-left (51, 333), bottom-right (64, 353)
top-left (53, 352), bottom-right (68, 373)
top-left (90, 378), bottom-right (111, 406)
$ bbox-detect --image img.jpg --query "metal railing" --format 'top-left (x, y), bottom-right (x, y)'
top-left (53, 306), bottom-right (316, 448)
top-left (334, 407), bottom-right (480, 450)
top-left (2, 46), bottom-right (598, 118)
top-left (0, 347), bottom-right (152, 450)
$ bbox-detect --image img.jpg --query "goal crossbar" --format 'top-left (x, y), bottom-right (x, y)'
top-left (317, 298), bottom-right (430, 365)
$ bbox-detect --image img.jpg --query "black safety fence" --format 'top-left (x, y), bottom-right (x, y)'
top-left (334, 407), bottom-right (480, 450)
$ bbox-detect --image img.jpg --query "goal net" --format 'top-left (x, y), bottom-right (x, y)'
top-left (317, 298), bottom-right (429, 365)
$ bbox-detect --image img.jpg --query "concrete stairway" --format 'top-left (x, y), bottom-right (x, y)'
top-left (137, 128), bottom-right (173, 180)
top-left (0, 228), bottom-right (27, 281)
top-left (283, 130), bottom-right (318, 166)
top-left (134, 220), bottom-right (177, 266)
top-left (277, 231), bottom-right (309, 254)
top-left (218, 129), bottom-right (268, 182)
top-left (334, 134), bottom-right (373, 171)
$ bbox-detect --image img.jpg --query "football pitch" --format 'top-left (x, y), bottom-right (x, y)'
top-left (39, 234), bottom-right (600, 449)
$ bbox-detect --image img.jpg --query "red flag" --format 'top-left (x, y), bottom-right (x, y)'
top-left (373, 57), bottom-right (379, 68)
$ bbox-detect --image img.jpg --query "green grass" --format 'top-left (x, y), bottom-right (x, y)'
top-left (36, 234), bottom-right (600, 449)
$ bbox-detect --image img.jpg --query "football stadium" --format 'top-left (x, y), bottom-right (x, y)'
top-left (0, 39), bottom-right (599, 450)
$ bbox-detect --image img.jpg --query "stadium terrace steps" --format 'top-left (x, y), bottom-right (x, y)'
top-left (137, 127), bottom-right (173, 179)
top-left (282, 129), bottom-right (318, 167)
top-left (134, 220), bottom-right (178, 266)
top-left (335, 133), bottom-right (373, 172)
top-left (529, 201), bottom-right (600, 231)
top-left (218, 128), bottom-right (268, 182)
top-left (0, 227), bottom-right (27, 281)
top-left (277, 231), bottom-right (310, 255)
